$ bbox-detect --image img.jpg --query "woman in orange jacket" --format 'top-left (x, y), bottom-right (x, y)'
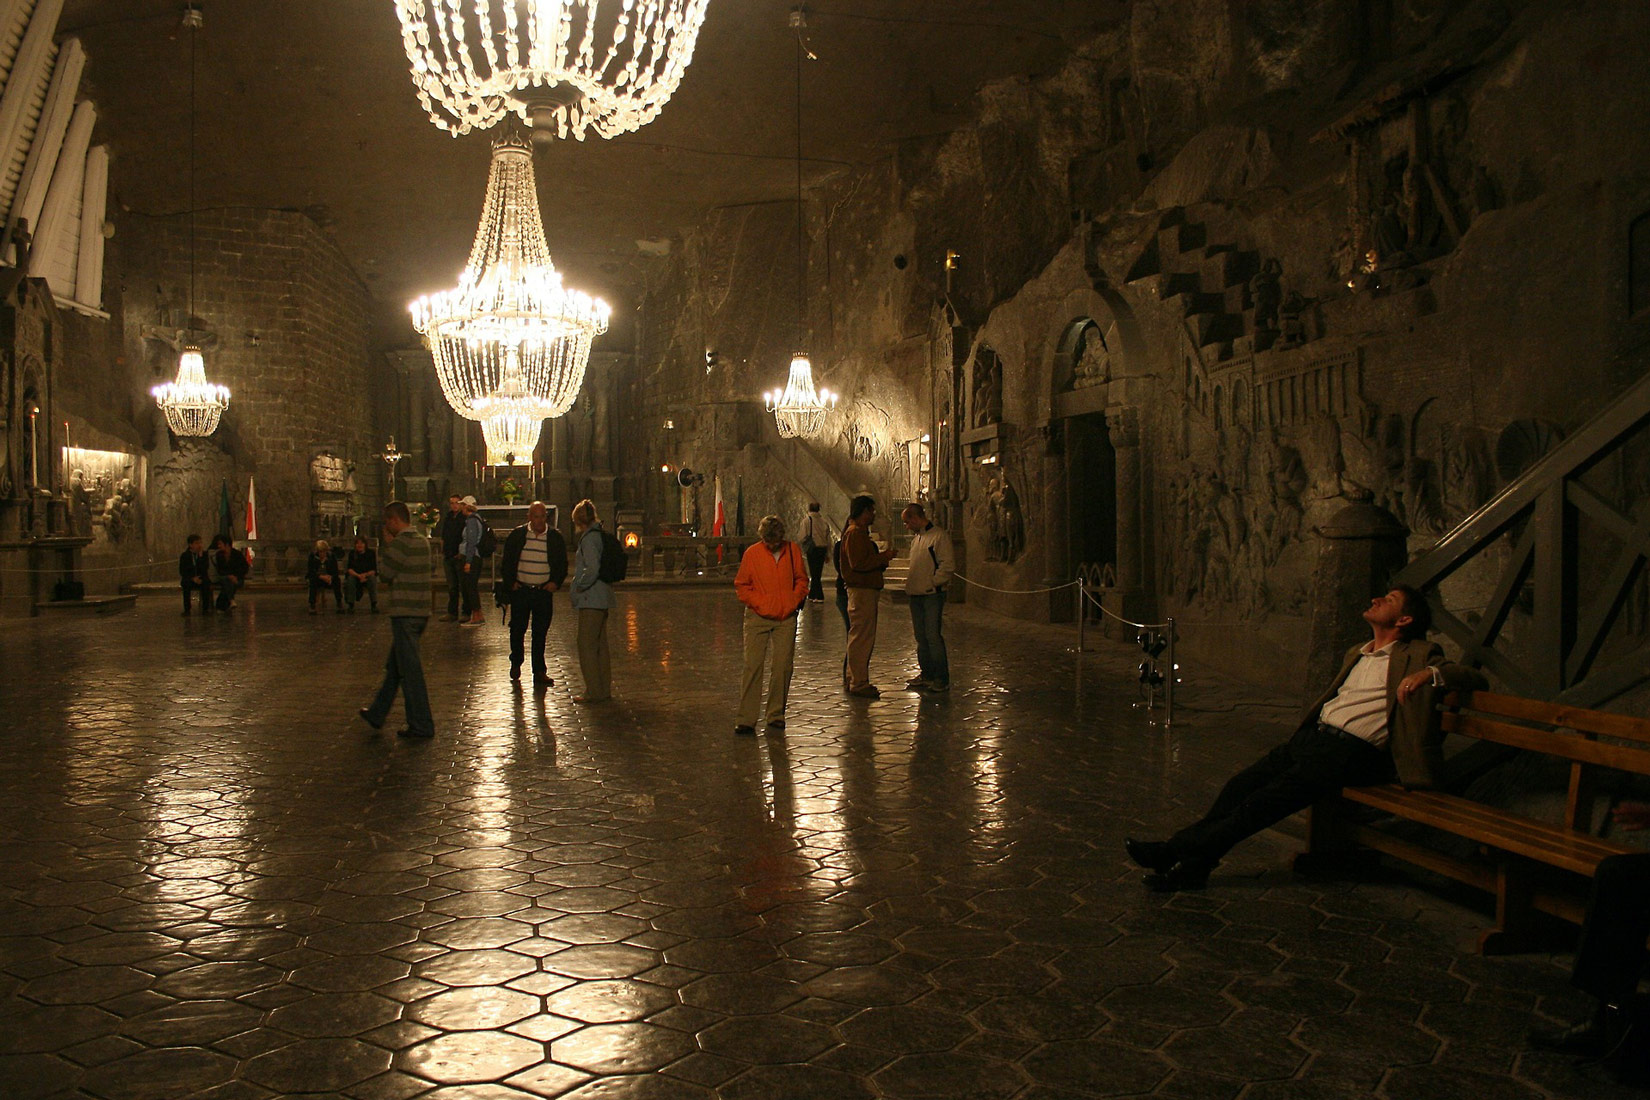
top-left (733, 515), bottom-right (810, 735)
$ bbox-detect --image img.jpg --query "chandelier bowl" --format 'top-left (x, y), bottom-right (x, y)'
top-left (152, 347), bottom-right (231, 437)
top-left (410, 131), bottom-right (610, 421)
top-left (394, 0), bottom-right (711, 139)
top-left (764, 352), bottom-right (835, 440)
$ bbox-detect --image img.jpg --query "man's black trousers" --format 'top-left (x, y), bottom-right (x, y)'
top-left (509, 587), bottom-right (553, 680)
top-left (1168, 723), bottom-right (1396, 866)
top-left (1574, 851), bottom-right (1650, 1005)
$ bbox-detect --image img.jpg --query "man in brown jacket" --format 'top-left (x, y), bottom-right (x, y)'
top-left (1126, 585), bottom-right (1487, 891)
top-left (840, 494), bottom-right (896, 698)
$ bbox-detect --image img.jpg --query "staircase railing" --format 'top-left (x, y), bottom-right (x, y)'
top-left (1395, 371), bottom-right (1650, 707)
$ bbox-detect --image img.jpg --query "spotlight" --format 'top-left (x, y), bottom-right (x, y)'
top-left (677, 467), bottom-right (705, 488)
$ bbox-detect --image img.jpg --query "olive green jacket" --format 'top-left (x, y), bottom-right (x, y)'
top-left (1300, 638), bottom-right (1488, 789)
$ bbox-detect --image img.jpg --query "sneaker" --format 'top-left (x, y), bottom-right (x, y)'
top-left (905, 677), bottom-right (928, 691)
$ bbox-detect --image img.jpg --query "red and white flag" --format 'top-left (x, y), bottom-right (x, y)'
top-left (711, 475), bottom-right (726, 537)
top-left (244, 476), bottom-right (258, 561)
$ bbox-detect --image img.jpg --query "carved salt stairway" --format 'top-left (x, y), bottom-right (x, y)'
top-left (1124, 208), bottom-right (1264, 361)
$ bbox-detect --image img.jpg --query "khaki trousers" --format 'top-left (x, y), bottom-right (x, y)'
top-left (577, 608), bottom-right (611, 700)
top-left (846, 587), bottom-right (881, 690)
top-left (740, 610), bottom-right (797, 726)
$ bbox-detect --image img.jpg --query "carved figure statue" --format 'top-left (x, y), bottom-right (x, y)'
top-left (1278, 292), bottom-right (1307, 347)
top-left (1072, 322), bottom-right (1112, 388)
top-left (103, 478), bottom-right (136, 544)
top-left (972, 350), bottom-right (1002, 428)
top-left (1249, 258), bottom-right (1283, 333)
top-left (986, 475), bottom-right (1024, 563)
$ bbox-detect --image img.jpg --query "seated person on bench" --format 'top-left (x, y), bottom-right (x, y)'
top-left (1531, 800), bottom-right (1650, 1084)
top-left (1126, 584), bottom-right (1486, 891)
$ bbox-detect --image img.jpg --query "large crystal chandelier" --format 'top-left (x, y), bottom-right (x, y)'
top-left (473, 350), bottom-right (550, 464)
top-left (153, 347), bottom-right (231, 437)
top-left (153, 4), bottom-right (231, 437)
top-left (763, 8), bottom-right (833, 440)
top-left (409, 130), bottom-right (610, 423)
top-left (765, 353), bottom-right (835, 439)
top-left (393, 0), bottom-right (711, 140)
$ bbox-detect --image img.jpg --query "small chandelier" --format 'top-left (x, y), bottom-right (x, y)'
top-left (764, 8), bottom-right (834, 440)
top-left (393, 0), bottom-right (711, 140)
top-left (473, 352), bottom-right (551, 465)
top-left (765, 353), bottom-right (835, 439)
top-left (409, 130), bottom-right (610, 422)
top-left (152, 347), bottom-right (230, 437)
top-left (153, 4), bottom-right (230, 437)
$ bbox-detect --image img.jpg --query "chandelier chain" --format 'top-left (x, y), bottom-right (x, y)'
top-left (794, 18), bottom-right (804, 352)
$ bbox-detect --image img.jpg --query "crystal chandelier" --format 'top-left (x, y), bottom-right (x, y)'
top-left (473, 350), bottom-right (551, 465)
top-left (393, 0), bottom-right (711, 140)
top-left (764, 8), bottom-right (833, 440)
top-left (153, 4), bottom-right (230, 437)
top-left (765, 353), bottom-right (835, 439)
top-left (152, 347), bottom-right (231, 437)
top-left (409, 130), bottom-right (610, 423)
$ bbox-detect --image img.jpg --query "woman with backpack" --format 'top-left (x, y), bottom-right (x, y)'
top-left (569, 499), bottom-right (614, 703)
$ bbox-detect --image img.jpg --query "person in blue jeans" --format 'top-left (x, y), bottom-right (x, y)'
top-left (901, 502), bottom-right (955, 692)
top-left (359, 502), bottom-right (435, 738)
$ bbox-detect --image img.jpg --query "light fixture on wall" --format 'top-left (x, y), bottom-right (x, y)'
top-left (393, 0), bottom-right (711, 141)
top-left (763, 6), bottom-right (835, 440)
top-left (151, 4), bottom-right (230, 437)
top-left (409, 129), bottom-right (610, 427)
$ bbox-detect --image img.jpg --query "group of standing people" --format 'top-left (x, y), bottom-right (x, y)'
top-left (438, 494), bottom-right (491, 627)
top-left (734, 494), bottom-right (955, 735)
top-left (361, 496), bottom-right (618, 738)
top-left (177, 533), bottom-right (249, 615)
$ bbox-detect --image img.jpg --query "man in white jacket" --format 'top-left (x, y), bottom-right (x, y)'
top-left (902, 502), bottom-right (956, 692)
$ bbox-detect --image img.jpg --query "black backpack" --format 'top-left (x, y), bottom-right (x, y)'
top-left (597, 530), bottom-right (628, 583)
top-left (475, 518), bottom-right (498, 557)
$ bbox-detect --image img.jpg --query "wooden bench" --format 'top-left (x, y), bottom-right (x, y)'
top-left (1299, 690), bottom-right (1650, 954)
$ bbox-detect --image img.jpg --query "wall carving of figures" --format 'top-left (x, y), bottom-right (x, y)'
top-left (840, 402), bottom-right (890, 465)
top-left (972, 465), bottom-right (1026, 563)
top-left (970, 344), bottom-right (1002, 427)
top-left (1069, 320), bottom-right (1116, 390)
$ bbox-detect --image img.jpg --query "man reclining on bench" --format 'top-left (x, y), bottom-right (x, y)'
top-left (1126, 584), bottom-right (1487, 892)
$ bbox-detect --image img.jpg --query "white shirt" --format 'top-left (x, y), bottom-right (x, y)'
top-left (1317, 641), bottom-right (1395, 747)
top-left (804, 513), bottom-right (829, 545)
top-left (517, 526), bottom-right (552, 586)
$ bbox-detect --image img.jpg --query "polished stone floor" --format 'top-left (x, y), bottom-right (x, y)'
top-left (0, 590), bottom-right (1629, 1099)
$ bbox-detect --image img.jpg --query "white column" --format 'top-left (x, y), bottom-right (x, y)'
top-left (14, 35), bottom-right (82, 234)
top-left (26, 95), bottom-right (90, 291)
top-left (73, 142), bottom-right (106, 306)
top-left (0, 0), bottom-right (64, 189)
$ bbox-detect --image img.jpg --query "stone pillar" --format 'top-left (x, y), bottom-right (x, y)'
top-left (1304, 497), bottom-right (1409, 703)
top-left (545, 418), bottom-right (574, 534)
top-left (1038, 420), bottom-right (1072, 621)
top-left (1103, 405), bottom-right (1150, 633)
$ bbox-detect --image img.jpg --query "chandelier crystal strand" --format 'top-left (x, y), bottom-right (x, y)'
top-left (409, 130), bottom-right (609, 422)
top-left (153, 4), bottom-right (230, 437)
top-left (394, 0), bottom-right (710, 139)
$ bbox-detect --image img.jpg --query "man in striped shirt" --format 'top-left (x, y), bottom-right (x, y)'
top-left (499, 500), bottom-right (568, 689)
top-left (358, 501), bottom-right (436, 738)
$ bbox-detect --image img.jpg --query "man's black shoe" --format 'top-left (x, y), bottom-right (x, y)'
top-left (1125, 838), bottom-right (1178, 874)
top-left (397, 728), bottom-right (435, 739)
top-left (1143, 862), bottom-right (1213, 893)
top-left (534, 677), bottom-right (553, 690)
top-left (510, 664), bottom-right (521, 681)
top-left (767, 719), bottom-right (786, 731)
top-left (358, 708), bottom-right (384, 731)
top-left (734, 724), bottom-right (756, 736)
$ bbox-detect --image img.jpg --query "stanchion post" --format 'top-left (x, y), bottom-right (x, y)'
top-left (1078, 579), bottom-right (1089, 652)
top-left (1165, 616), bottom-right (1176, 726)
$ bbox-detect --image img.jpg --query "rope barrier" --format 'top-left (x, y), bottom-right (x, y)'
top-left (953, 572), bottom-right (1079, 596)
top-left (1079, 584), bottom-right (1171, 630)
